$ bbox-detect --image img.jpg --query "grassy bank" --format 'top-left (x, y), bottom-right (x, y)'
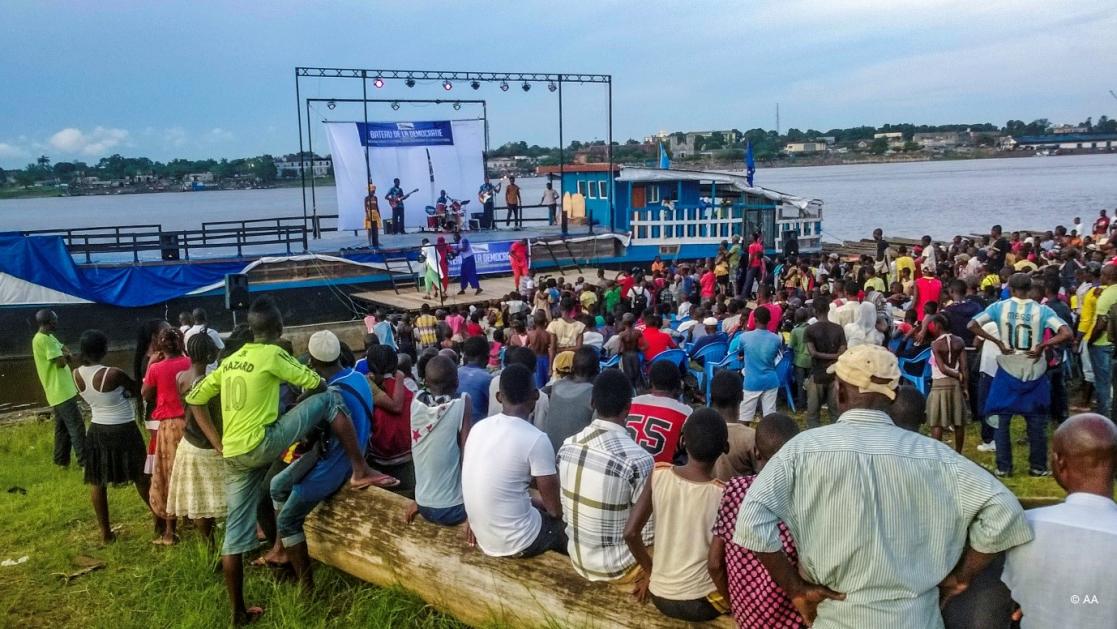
top-left (0, 418), bottom-right (462, 629)
top-left (0, 411), bottom-right (1060, 628)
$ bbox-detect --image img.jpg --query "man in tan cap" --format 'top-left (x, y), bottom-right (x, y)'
top-left (732, 344), bottom-right (1033, 628)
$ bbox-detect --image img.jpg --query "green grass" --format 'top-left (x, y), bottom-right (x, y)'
top-left (0, 409), bottom-right (1062, 628)
top-left (0, 418), bottom-right (465, 629)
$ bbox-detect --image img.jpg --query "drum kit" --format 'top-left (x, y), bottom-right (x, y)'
top-left (425, 197), bottom-right (471, 234)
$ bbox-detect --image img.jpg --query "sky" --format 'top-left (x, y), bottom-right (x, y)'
top-left (1, 0), bottom-right (1115, 169)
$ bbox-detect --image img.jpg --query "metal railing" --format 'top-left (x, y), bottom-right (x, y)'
top-left (629, 203), bottom-right (777, 248)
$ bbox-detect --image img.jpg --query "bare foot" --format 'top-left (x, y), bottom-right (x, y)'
top-left (402, 501), bottom-right (419, 524)
top-left (233, 606), bottom-right (265, 625)
top-left (151, 536), bottom-right (176, 546)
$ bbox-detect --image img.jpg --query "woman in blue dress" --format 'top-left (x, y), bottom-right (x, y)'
top-left (457, 238), bottom-right (482, 295)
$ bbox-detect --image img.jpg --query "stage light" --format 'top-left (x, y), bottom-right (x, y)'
top-left (326, 100), bottom-right (336, 110)
top-left (470, 80), bottom-right (480, 90)
top-left (442, 80), bottom-right (453, 91)
top-left (521, 81), bottom-right (531, 92)
top-left (453, 102), bottom-right (461, 110)
top-left (405, 78), bottom-right (415, 88)
top-left (548, 81), bottom-right (557, 92)
top-left (391, 101), bottom-right (400, 110)
top-left (373, 76), bottom-right (384, 88)
top-left (499, 80), bottom-right (509, 91)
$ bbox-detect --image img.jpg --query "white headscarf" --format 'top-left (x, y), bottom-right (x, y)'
top-left (844, 302), bottom-right (884, 348)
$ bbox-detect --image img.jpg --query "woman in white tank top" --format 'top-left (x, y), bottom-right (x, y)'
top-left (74, 330), bottom-right (150, 544)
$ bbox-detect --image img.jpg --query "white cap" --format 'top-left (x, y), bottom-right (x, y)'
top-left (703, 316), bottom-right (718, 327)
top-left (308, 330), bottom-right (341, 363)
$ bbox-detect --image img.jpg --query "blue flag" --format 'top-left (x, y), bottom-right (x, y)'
top-left (745, 140), bottom-right (756, 187)
top-left (658, 143), bottom-right (671, 169)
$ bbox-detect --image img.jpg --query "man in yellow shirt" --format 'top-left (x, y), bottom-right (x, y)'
top-left (894, 246), bottom-right (916, 285)
top-left (1088, 265), bottom-right (1117, 419)
top-left (32, 309), bottom-right (85, 467)
top-left (185, 296), bottom-right (384, 624)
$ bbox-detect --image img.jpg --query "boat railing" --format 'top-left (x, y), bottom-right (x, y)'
top-left (629, 203), bottom-right (777, 248)
top-left (22, 222), bottom-right (309, 263)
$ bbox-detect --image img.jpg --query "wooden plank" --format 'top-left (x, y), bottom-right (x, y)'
top-left (351, 268), bottom-right (608, 314)
top-left (306, 486), bottom-right (734, 629)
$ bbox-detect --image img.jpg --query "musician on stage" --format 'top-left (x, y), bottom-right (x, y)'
top-left (386, 178), bottom-right (409, 234)
top-left (477, 176), bottom-right (501, 230)
top-left (364, 183), bottom-right (382, 249)
top-left (505, 175), bottom-right (521, 229)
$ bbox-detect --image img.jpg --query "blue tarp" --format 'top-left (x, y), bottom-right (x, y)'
top-left (0, 233), bottom-right (249, 307)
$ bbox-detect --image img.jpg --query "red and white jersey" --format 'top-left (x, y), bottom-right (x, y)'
top-left (625, 394), bottom-right (692, 464)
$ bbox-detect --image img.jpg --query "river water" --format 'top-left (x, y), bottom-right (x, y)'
top-left (3, 154), bottom-right (1116, 244)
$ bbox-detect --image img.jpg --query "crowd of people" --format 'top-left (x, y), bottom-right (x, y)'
top-left (29, 214), bottom-right (1117, 627)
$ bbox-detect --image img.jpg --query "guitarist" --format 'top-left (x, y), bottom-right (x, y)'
top-left (477, 176), bottom-right (501, 230)
top-left (386, 178), bottom-right (415, 234)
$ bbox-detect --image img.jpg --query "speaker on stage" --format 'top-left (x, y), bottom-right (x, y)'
top-left (225, 273), bottom-right (250, 311)
top-left (159, 233), bottom-right (180, 261)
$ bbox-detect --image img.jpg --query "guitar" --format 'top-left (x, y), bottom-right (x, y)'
top-left (387, 188), bottom-right (419, 209)
top-left (477, 182), bottom-right (501, 204)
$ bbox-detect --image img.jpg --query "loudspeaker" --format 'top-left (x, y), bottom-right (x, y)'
top-left (225, 274), bottom-right (250, 311)
top-left (159, 233), bottom-right (180, 261)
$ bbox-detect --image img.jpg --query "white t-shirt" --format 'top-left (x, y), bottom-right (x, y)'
top-left (978, 321), bottom-right (1001, 377)
top-left (542, 188), bottom-right (559, 205)
top-left (184, 325), bottom-right (224, 350)
top-left (461, 413), bottom-right (557, 556)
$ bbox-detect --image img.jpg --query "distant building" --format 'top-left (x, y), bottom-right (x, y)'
top-left (666, 129), bottom-right (741, 157)
top-left (183, 172), bottom-right (215, 184)
top-left (485, 155), bottom-right (537, 175)
top-left (1013, 133), bottom-right (1117, 151)
top-left (873, 132), bottom-right (905, 148)
top-left (912, 131), bottom-right (965, 149)
top-left (643, 130), bottom-right (671, 144)
top-left (274, 155), bottom-right (332, 178)
top-left (1051, 125), bottom-right (1089, 135)
top-left (784, 141), bottom-right (828, 154)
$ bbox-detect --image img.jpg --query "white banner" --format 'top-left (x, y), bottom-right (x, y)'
top-left (325, 119), bottom-right (485, 232)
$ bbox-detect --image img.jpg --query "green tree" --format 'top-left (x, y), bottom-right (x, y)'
top-left (902, 140), bottom-right (921, 152)
top-left (869, 138), bottom-right (889, 155)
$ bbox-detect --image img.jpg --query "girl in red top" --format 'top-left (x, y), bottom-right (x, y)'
top-left (912, 265), bottom-right (943, 321)
top-left (141, 327), bottom-right (191, 544)
top-left (700, 266), bottom-right (717, 302)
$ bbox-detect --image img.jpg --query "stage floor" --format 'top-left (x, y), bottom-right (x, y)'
top-left (350, 266), bottom-right (608, 313)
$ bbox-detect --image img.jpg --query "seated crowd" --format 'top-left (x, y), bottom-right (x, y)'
top-left (35, 217), bottom-right (1117, 627)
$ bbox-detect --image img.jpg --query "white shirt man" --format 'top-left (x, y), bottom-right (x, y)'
top-left (461, 412), bottom-right (557, 556)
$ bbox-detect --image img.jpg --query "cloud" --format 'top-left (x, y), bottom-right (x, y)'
top-left (0, 142), bottom-right (26, 160)
top-left (203, 127), bottom-right (234, 144)
top-left (48, 126), bottom-right (130, 156)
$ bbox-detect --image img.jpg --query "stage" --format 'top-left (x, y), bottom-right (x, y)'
top-left (350, 266), bottom-right (608, 313)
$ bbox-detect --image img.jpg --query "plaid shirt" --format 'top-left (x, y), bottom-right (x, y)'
top-left (557, 419), bottom-right (654, 581)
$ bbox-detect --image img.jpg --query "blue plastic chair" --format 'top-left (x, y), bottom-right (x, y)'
top-left (704, 353), bottom-right (742, 405)
top-left (688, 342), bottom-right (728, 400)
top-left (897, 347), bottom-right (933, 395)
top-left (649, 348), bottom-right (688, 372)
top-left (599, 353), bottom-right (621, 372)
top-left (669, 316), bottom-right (690, 331)
top-left (775, 350), bottom-right (797, 413)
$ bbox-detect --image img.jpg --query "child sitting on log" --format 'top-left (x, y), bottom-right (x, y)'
top-left (624, 408), bottom-right (730, 622)
top-left (404, 355), bottom-right (472, 526)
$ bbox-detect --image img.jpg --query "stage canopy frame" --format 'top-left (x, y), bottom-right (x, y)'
top-left (293, 66), bottom-right (614, 236)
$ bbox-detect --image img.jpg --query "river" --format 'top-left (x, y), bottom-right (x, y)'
top-left (3, 154), bottom-right (1116, 244)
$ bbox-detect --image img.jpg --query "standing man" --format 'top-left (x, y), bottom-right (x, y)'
top-left (969, 273), bottom-right (1073, 477)
top-left (478, 176), bottom-right (501, 230)
top-left (33, 309), bottom-right (85, 468)
top-left (541, 181), bottom-right (562, 235)
top-left (1088, 264), bottom-right (1117, 419)
top-left (803, 297), bottom-right (846, 428)
top-left (739, 307), bottom-right (782, 423)
top-left (386, 177), bottom-right (410, 234)
top-left (1093, 208), bottom-right (1110, 237)
top-left (726, 236), bottom-right (742, 297)
top-left (1001, 413), bottom-right (1117, 629)
top-left (872, 227), bottom-right (889, 261)
top-left (505, 175), bottom-right (522, 229)
top-left (364, 183), bottom-right (381, 249)
top-left (740, 232), bottom-right (765, 299)
top-left (509, 239), bottom-right (530, 294)
top-left (734, 345), bottom-right (1033, 628)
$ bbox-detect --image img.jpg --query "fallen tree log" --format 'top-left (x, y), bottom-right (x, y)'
top-left (306, 486), bottom-right (734, 628)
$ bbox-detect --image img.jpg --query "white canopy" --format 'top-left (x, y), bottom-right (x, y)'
top-left (616, 166), bottom-right (821, 212)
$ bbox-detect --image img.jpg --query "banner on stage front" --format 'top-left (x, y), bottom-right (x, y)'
top-left (358, 121), bottom-right (454, 147)
top-left (446, 240), bottom-right (516, 278)
top-left (325, 119), bottom-right (485, 233)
